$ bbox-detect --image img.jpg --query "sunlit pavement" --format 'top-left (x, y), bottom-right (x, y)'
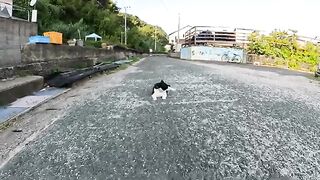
top-left (1, 57), bottom-right (320, 179)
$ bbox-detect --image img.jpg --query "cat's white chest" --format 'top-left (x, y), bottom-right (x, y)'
top-left (152, 88), bottom-right (167, 100)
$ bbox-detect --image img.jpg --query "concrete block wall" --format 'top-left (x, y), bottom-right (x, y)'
top-left (0, 17), bottom-right (37, 67)
top-left (0, 43), bottom-right (140, 79)
top-left (21, 44), bottom-right (127, 64)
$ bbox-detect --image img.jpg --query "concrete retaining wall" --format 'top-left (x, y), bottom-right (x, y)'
top-left (181, 46), bottom-right (247, 63)
top-left (168, 52), bottom-right (180, 58)
top-left (0, 76), bottom-right (43, 106)
top-left (247, 54), bottom-right (280, 65)
top-left (0, 17), bottom-right (37, 67)
top-left (0, 44), bottom-right (140, 79)
top-left (21, 44), bottom-right (126, 64)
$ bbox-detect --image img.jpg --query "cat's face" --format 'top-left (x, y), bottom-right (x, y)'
top-left (157, 80), bottom-right (170, 91)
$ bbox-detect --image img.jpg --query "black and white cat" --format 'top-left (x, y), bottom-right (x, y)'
top-left (151, 80), bottom-right (175, 100)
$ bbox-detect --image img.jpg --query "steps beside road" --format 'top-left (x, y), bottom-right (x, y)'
top-left (0, 87), bottom-right (69, 124)
top-left (0, 76), bottom-right (44, 106)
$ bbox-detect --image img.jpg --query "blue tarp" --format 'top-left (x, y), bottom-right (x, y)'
top-left (29, 35), bottom-right (50, 44)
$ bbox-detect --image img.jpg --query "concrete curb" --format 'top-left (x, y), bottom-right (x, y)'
top-left (0, 88), bottom-right (70, 126)
top-left (252, 64), bottom-right (314, 75)
top-left (0, 76), bottom-right (44, 106)
top-left (177, 58), bottom-right (315, 77)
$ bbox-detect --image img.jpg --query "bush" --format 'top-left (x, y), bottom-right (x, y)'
top-left (85, 41), bottom-right (102, 48)
top-left (248, 30), bottom-right (320, 72)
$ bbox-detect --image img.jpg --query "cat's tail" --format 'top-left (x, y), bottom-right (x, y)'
top-left (167, 87), bottom-right (176, 91)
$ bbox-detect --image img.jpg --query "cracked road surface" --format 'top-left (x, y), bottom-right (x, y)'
top-left (1, 57), bottom-right (320, 180)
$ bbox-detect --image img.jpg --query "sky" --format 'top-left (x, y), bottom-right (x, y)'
top-left (115, 0), bottom-right (320, 38)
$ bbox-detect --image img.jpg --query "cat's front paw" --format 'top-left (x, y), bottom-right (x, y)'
top-left (152, 95), bottom-right (157, 101)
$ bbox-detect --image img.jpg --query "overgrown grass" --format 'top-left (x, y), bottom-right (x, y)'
top-left (105, 56), bottom-right (143, 74)
top-left (101, 58), bottom-right (114, 64)
top-left (128, 56), bottom-right (142, 64)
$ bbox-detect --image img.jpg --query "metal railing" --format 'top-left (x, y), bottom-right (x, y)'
top-left (183, 26), bottom-right (255, 48)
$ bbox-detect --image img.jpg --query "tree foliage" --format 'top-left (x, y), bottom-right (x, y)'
top-left (13, 0), bottom-right (168, 52)
top-left (248, 30), bottom-right (320, 71)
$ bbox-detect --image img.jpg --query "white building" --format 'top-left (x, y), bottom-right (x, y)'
top-left (235, 28), bottom-right (256, 44)
top-left (168, 25), bottom-right (192, 52)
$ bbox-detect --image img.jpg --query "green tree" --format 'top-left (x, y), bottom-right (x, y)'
top-left (13, 0), bottom-right (168, 52)
top-left (248, 30), bottom-right (320, 71)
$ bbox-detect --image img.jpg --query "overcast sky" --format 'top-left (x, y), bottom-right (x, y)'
top-left (115, 0), bottom-right (319, 37)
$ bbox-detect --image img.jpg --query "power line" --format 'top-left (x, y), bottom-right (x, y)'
top-left (160, 0), bottom-right (171, 13)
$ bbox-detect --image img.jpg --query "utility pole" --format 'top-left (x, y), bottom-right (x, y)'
top-left (154, 28), bottom-right (157, 52)
top-left (177, 13), bottom-right (181, 45)
top-left (124, 6), bottom-right (130, 45)
top-left (120, 32), bottom-right (124, 44)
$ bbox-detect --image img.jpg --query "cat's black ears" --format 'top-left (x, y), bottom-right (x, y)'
top-left (161, 80), bottom-right (164, 83)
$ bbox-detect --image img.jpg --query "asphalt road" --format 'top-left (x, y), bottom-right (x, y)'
top-left (1, 57), bottom-right (320, 180)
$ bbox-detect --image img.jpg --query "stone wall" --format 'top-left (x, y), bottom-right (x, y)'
top-left (0, 17), bottom-right (37, 67)
top-left (247, 54), bottom-right (316, 72)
